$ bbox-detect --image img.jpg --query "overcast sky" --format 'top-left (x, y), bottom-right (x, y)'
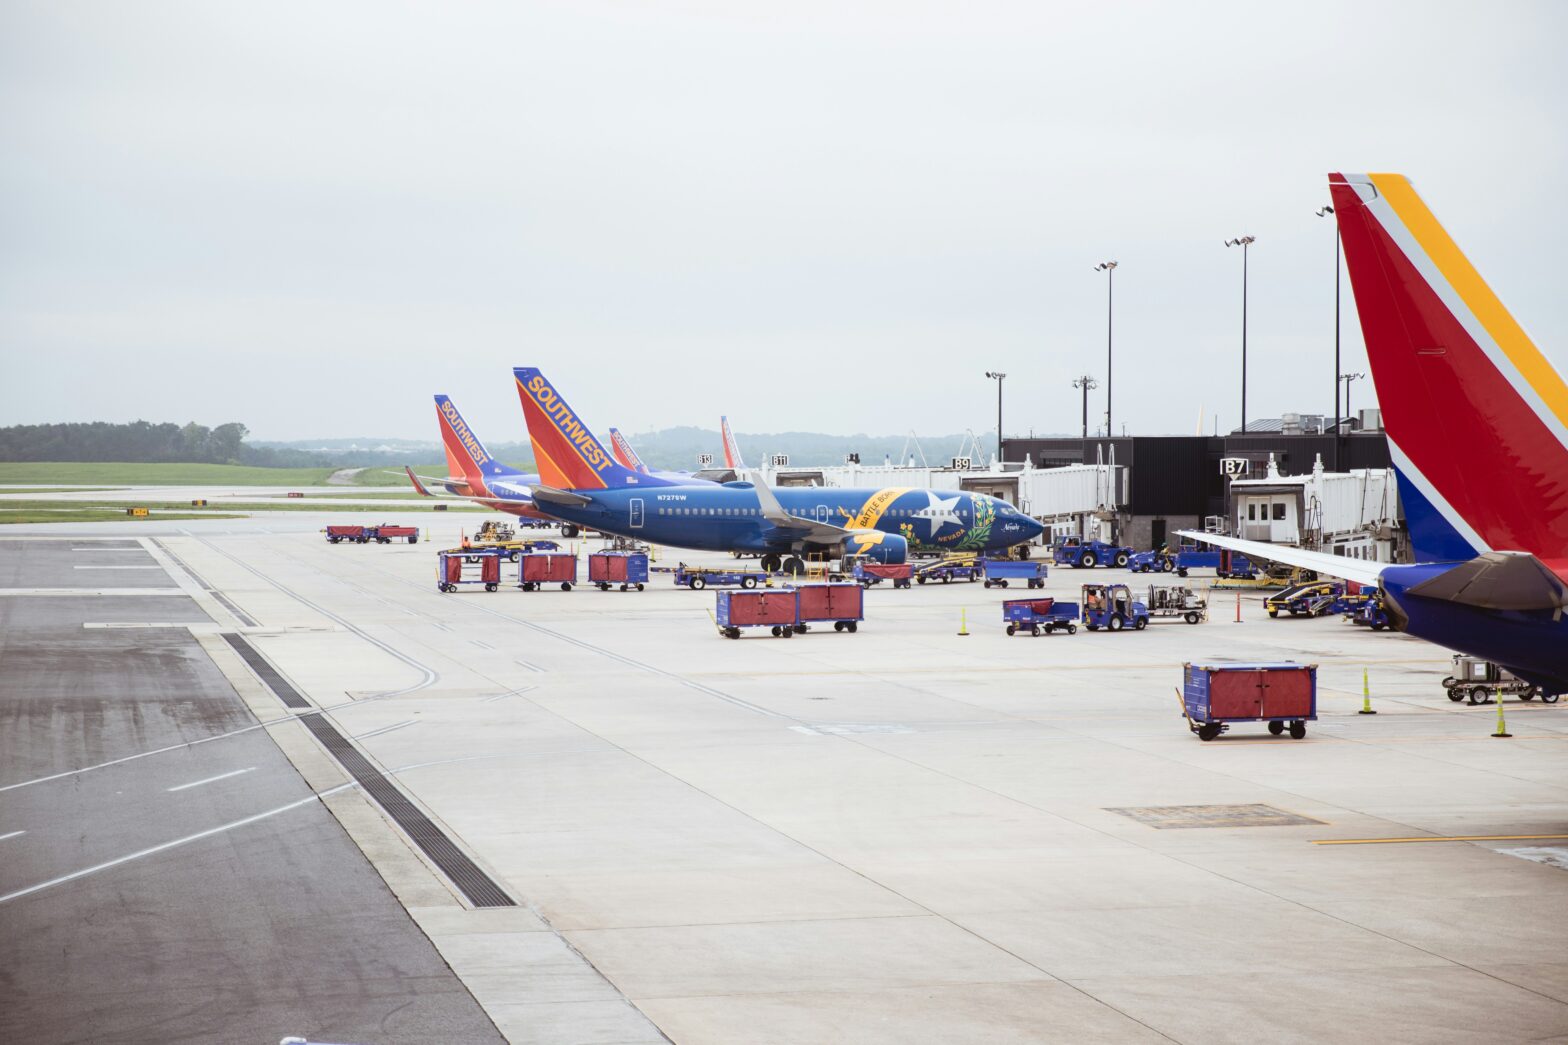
top-left (3, 1), bottom-right (1565, 445)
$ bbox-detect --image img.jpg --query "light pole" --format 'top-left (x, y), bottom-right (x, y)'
top-left (1224, 236), bottom-right (1255, 433)
top-left (984, 371), bottom-right (1006, 466)
top-left (1094, 261), bottom-right (1117, 436)
top-left (1317, 206), bottom-right (1341, 468)
top-left (1072, 375), bottom-right (1098, 439)
top-left (1340, 372), bottom-right (1366, 435)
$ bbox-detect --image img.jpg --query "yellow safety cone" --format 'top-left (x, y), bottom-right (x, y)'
top-left (1492, 688), bottom-right (1512, 738)
top-left (958, 607), bottom-right (970, 636)
top-left (1359, 667), bottom-right (1377, 714)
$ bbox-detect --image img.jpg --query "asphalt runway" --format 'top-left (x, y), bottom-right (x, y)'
top-left (0, 538), bottom-right (503, 1044)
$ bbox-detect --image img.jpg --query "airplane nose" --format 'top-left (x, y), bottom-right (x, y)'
top-left (1023, 515), bottom-right (1046, 541)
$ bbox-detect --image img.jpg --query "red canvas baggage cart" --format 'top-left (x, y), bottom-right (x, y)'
top-left (519, 552), bottom-right (577, 591)
top-left (715, 589), bottom-right (800, 638)
top-left (326, 525), bottom-right (365, 544)
top-left (1182, 662), bottom-right (1317, 740)
top-left (794, 582), bottom-right (864, 634)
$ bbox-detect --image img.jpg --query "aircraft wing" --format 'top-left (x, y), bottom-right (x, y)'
top-left (750, 472), bottom-right (858, 543)
top-left (398, 467), bottom-right (472, 496)
top-left (1406, 551), bottom-right (1568, 612)
top-left (530, 485), bottom-right (592, 508)
top-left (488, 479), bottom-right (535, 499)
top-left (1174, 530), bottom-right (1386, 588)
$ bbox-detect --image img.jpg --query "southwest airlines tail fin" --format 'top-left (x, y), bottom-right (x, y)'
top-left (607, 428), bottom-right (651, 474)
top-left (513, 368), bottom-right (674, 490)
top-left (721, 416), bottom-right (747, 470)
top-left (435, 395), bottom-right (521, 490)
top-left (1329, 173), bottom-right (1568, 564)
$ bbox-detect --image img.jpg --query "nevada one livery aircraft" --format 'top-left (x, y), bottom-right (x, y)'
top-left (1184, 173), bottom-right (1568, 696)
top-left (513, 366), bottom-right (1044, 571)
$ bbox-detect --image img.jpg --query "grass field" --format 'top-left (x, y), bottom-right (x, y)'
top-left (348, 464), bottom-right (534, 487)
top-left (0, 462), bottom-right (338, 486)
top-left (0, 487), bottom-right (116, 494)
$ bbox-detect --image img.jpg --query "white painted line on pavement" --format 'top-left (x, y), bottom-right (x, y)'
top-left (353, 720), bottom-right (417, 740)
top-left (72, 565), bottom-right (164, 570)
top-left (0, 831), bottom-right (25, 842)
top-left (71, 548), bottom-right (146, 552)
top-left (166, 766), bottom-right (255, 792)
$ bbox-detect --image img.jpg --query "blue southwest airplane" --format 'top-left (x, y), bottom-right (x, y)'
top-left (512, 366), bottom-right (1045, 571)
top-left (1183, 173), bottom-right (1568, 696)
top-left (607, 427), bottom-right (718, 486)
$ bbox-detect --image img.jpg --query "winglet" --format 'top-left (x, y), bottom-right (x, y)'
top-left (404, 466), bottom-right (433, 497)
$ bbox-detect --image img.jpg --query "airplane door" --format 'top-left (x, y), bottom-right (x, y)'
top-left (816, 504), bottom-right (830, 524)
top-left (629, 498), bottom-right (644, 529)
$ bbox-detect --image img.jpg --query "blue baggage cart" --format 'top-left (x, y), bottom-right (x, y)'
top-left (673, 563), bottom-right (768, 590)
top-left (1182, 661), bottom-right (1317, 740)
top-left (716, 588), bottom-right (800, 639)
top-left (1003, 597), bottom-right (1079, 636)
top-left (983, 559), bottom-right (1048, 589)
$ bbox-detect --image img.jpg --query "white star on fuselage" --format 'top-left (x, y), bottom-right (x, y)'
top-left (915, 491), bottom-right (964, 537)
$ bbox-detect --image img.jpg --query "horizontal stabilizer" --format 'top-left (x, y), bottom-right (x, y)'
top-left (1174, 530), bottom-right (1386, 588)
top-left (1406, 551), bottom-right (1568, 612)
top-left (530, 485), bottom-right (592, 507)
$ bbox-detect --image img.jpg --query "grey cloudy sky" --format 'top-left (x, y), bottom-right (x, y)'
top-left (3, 1), bottom-right (1565, 444)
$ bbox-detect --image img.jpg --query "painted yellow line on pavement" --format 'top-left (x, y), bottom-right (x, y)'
top-left (1312, 833), bottom-right (1568, 846)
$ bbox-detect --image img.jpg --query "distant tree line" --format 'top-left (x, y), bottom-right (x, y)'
top-left (0, 421), bottom-right (325, 467)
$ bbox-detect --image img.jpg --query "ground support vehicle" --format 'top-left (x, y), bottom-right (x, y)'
top-left (1265, 581), bottom-right (1350, 618)
top-left (983, 559), bottom-right (1047, 589)
top-left (1347, 596), bottom-right (1391, 630)
top-left (1182, 661), bottom-right (1317, 740)
top-left (1173, 547), bottom-right (1256, 579)
top-left (914, 559), bottom-right (982, 585)
top-left (517, 552), bottom-right (577, 591)
top-left (437, 548), bottom-right (503, 593)
top-left (669, 564), bottom-right (770, 590)
top-left (325, 525), bottom-right (368, 544)
top-left (1081, 583), bottom-right (1150, 631)
top-left (1003, 597), bottom-right (1078, 636)
top-left (1128, 549), bottom-right (1174, 574)
top-left (589, 551), bottom-right (648, 591)
top-left (793, 582), bottom-right (864, 634)
top-left (369, 525), bottom-right (419, 544)
top-left (851, 561), bottom-right (913, 589)
top-left (1442, 655), bottom-right (1553, 705)
top-left (474, 520), bottom-right (516, 542)
top-left (1053, 538), bottom-right (1133, 569)
top-left (716, 588), bottom-right (800, 639)
top-left (1145, 585), bottom-right (1206, 624)
top-left (467, 538), bottom-right (560, 561)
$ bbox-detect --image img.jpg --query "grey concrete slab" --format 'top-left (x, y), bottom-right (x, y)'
top-left (0, 538), bottom-right (171, 588)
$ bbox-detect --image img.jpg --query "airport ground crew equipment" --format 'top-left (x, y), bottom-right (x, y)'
top-left (1128, 548), bottom-right (1174, 573)
top-left (1347, 594), bottom-right (1391, 630)
top-left (589, 551), bottom-right (648, 591)
top-left (1265, 581), bottom-right (1351, 618)
top-left (325, 525), bottom-right (369, 544)
top-left (474, 520), bottom-right (516, 542)
top-left (1003, 597), bottom-right (1078, 636)
top-left (668, 564), bottom-right (769, 590)
top-left (983, 559), bottom-right (1047, 589)
top-left (436, 548), bottom-right (503, 592)
top-left (370, 525), bottom-right (419, 544)
top-left (517, 552), bottom-right (577, 591)
top-left (1052, 537), bottom-right (1132, 569)
top-left (850, 561), bottom-right (913, 589)
top-left (1182, 661), bottom-right (1317, 740)
top-left (1172, 545), bottom-right (1256, 579)
top-left (914, 558), bottom-right (982, 585)
top-left (1145, 584), bottom-right (1206, 624)
top-left (1080, 583), bottom-right (1150, 631)
top-left (1442, 655), bottom-right (1553, 705)
top-left (715, 588), bottom-right (800, 639)
top-left (793, 582), bottom-right (864, 634)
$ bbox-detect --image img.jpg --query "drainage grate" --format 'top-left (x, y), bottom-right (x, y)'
top-left (1106, 804), bottom-right (1325, 829)
top-left (221, 633), bottom-right (515, 908)
top-left (223, 633), bottom-right (310, 708)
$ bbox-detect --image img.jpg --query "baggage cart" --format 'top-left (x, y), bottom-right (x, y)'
top-left (372, 525), bottom-right (419, 544)
top-left (716, 588), bottom-right (800, 639)
top-left (1003, 597), bottom-right (1078, 636)
top-left (325, 525), bottom-right (367, 544)
top-left (852, 561), bottom-right (913, 589)
top-left (914, 559), bottom-right (982, 584)
top-left (589, 551), bottom-right (649, 591)
top-left (793, 582), bottom-right (864, 634)
top-left (518, 551), bottom-right (577, 591)
top-left (1182, 661), bottom-right (1317, 740)
top-left (983, 559), bottom-right (1047, 589)
top-left (436, 548), bottom-right (503, 592)
top-left (1174, 546), bottom-right (1257, 579)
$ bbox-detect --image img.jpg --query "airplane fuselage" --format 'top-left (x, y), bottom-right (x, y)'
top-left (540, 483), bottom-right (1042, 558)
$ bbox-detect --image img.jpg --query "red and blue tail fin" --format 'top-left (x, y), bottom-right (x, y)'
top-left (720, 415), bottom-right (747, 470)
top-left (607, 428), bottom-right (651, 474)
top-left (513, 369), bottom-right (674, 491)
top-left (1330, 173), bottom-right (1568, 564)
top-left (435, 395), bottom-right (525, 494)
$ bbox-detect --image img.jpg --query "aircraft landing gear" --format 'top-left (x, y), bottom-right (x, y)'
top-left (782, 556), bottom-right (805, 576)
top-left (759, 553), bottom-right (781, 573)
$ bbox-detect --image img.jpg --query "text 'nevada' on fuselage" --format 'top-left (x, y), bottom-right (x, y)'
top-left (511, 366), bottom-right (1045, 569)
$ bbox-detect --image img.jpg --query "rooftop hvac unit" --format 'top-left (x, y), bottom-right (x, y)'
top-left (1358, 408), bottom-right (1383, 432)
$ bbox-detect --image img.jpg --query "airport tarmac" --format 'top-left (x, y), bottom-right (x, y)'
top-left (3, 511), bottom-right (1567, 1043)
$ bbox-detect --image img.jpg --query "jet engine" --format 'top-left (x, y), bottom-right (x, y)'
top-left (843, 530), bottom-right (907, 565)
